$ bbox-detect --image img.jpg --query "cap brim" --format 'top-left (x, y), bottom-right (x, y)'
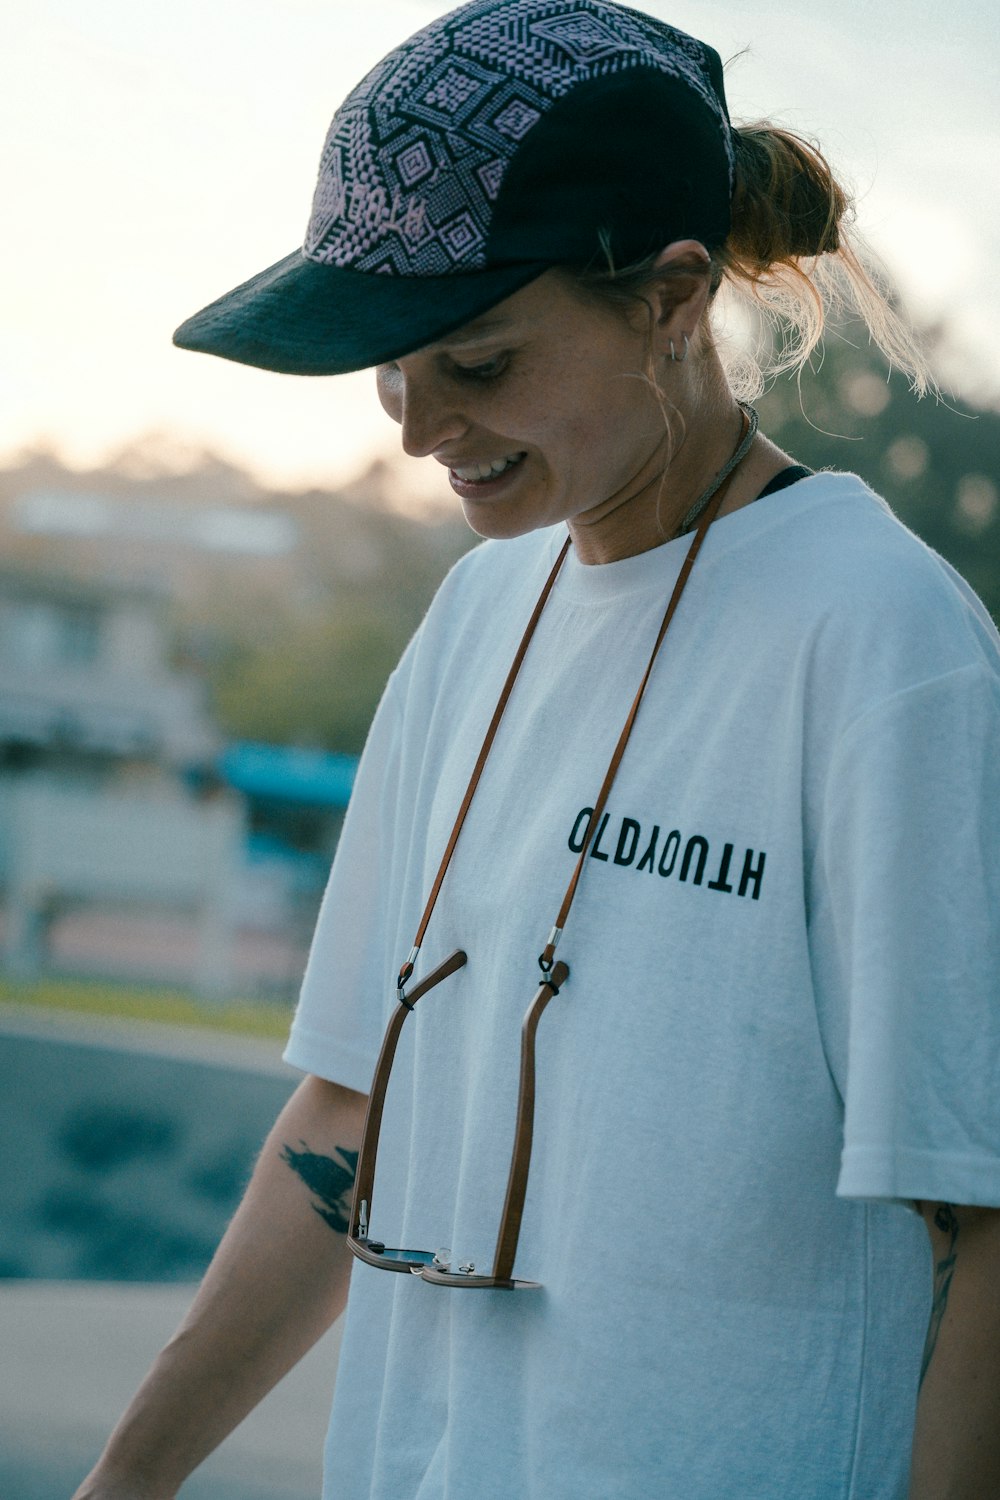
top-left (172, 251), bottom-right (553, 376)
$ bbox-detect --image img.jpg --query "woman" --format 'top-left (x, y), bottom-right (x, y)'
top-left (76, 2), bottom-right (1000, 1497)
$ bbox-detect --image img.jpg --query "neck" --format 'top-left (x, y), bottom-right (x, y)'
top-left (567, 363), bottom-right (753, 566)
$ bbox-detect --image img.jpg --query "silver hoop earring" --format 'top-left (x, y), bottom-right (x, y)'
top-left (669, 335), bottom-right (690, 364)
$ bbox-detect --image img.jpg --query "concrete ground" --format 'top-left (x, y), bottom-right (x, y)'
top-left (0, 1280), bottom-right (343, 1498)
top-left (0, 1005), bottom-right (341, 1498)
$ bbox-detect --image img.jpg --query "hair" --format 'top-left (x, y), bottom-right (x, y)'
top-left (571, 121), bottom-right (934, 402)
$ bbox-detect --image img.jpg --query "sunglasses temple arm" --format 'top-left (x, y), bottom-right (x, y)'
top-left (349, 949), bottom-right (467, 1243)
top-left (491, 961), bottom-right (569, 1284)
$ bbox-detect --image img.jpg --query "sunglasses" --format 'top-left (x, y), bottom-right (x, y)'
top-left (343, 432), bottom-right (745, 1291)
top-left (348, 949), bottom-right (569, 1289)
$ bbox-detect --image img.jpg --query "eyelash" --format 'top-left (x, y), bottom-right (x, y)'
top-left (450, 354), bottom-right (508, 383)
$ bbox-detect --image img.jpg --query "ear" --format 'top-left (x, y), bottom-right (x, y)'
top-left (643, 240), bottom-right (713, 357)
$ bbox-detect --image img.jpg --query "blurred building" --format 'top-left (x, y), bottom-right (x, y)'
top-left (0, 452), bottom-right (471, 998)
top-left (0, 568), bottom-right (216, 774)
top-left (10, 483), bottom-right (301, 605)
top-left (0, 568), bottom-right (245, 995)
top-left (216, 741), bottom-right (355, 932)
top-left (0, 567), bottom-right (360, 999)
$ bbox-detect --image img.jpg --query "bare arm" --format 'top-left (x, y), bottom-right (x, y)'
top-left (73, 1073), bottom-right (368, 1500)
top-left (908, 1201), bottom-right (1000, 1499)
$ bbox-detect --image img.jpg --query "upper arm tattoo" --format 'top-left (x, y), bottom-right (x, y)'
top-left (919, 1203), bottom-right (960, 1388)
top-left (281, 1139), bottom-right (359, 1235)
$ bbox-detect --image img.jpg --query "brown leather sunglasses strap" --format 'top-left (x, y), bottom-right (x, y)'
top-left (399, 409), bottom-right (749, 994)
top-left (398, 535), bottom-right (573, 991)
top-left (539, 429), bottom-right (746, 973)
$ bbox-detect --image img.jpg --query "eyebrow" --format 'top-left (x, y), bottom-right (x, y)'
top-left (422, 316), bottom-right (515, 352)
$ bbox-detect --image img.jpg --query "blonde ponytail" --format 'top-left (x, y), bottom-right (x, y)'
top-left (717, 123), bottom-right (933, 398)
top-left (570, 121), bottom-right (935, 400)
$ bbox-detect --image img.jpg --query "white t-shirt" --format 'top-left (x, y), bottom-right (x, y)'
top-left (285, 472), bottom-right (1000, 1500)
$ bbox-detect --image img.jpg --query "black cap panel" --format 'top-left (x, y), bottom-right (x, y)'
top-left (488, 67), bottom-right (732, 266)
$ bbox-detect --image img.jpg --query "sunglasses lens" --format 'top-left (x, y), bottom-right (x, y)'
top-left (373, 1246), bottom-right (438, 1266)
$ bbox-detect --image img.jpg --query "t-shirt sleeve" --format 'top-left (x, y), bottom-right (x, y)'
top-left (283, 673), bottom-right (405, 1092)
top-left (810, 662), bottom-right (1000, 1208)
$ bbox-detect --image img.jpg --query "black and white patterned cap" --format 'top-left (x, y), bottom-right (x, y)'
top-left (174, 0), bottom-right (734, 375)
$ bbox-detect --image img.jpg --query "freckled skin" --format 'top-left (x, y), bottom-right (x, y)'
top-left (376, 270), bottom-right (675, 552)
top-left (375, 257), bottom-right (789, 565)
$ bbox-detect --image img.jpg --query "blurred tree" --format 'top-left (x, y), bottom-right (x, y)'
top-left (184, 478), bottom-right (476, 754)
top-left (756, 320), bottom-right (1000, 621)
top-left (212, 600), bottom-right (409, 754)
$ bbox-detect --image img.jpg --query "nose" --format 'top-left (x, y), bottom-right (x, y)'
top-left (376, 363), bottom-right (468, 459)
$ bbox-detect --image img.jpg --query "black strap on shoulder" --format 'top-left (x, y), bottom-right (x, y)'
top-left (757, 464), bottom-right (814, 500)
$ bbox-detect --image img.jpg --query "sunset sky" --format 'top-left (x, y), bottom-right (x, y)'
top-left (3, 0), bottom-right (997, 500)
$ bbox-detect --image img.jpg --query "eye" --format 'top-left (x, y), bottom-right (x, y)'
top-left (450, 353), bottom-right (508, 383)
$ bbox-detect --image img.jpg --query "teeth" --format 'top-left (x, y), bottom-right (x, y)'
top-left (452, 454), bottom-right (523, 482)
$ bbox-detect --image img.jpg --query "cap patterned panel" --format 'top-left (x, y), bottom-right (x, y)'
top-left (303, 0), bottom-right (731, 277)
top-left (395, 135), bottom-right (436, 189)
top-left (527, 12), bottom-right (633, 62)
top-left (477, 158), bottom-right (506, 200)
top-left (492, 97), bottom-right (543, 139)
top-left (426, 162), bottom-right (480, 225)
top-left (408, 55), bottom-right (498, 129)
top-left (423, 64), bottom-right (489, 115)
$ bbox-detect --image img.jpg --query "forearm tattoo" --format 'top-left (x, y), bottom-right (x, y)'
top-left (281, 1139), bottom-right (358, 1234)
top-left (919, 1203), bottom-right (960, 1388)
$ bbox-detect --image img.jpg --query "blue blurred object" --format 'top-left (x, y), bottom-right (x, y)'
top-left (217, 741), bottom-right (357, 807)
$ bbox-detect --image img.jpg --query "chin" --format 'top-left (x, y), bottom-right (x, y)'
top-left (457, 472), bottom-right (572, 541)
top-left (459, 502), bottom-right (554, 542)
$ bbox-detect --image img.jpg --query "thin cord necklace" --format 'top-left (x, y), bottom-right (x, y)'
top-left (675, 400), bottom-right (759, 536)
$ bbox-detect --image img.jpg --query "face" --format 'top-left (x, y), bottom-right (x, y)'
top-left (375, 271), bottom-right (673, 549)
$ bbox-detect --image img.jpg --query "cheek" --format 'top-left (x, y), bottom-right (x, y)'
top-left (485, 343), bottom-right (654, 483)
top-left (545, 381), bottom-right (652, 478)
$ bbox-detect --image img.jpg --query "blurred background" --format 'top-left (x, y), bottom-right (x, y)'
top-left (1, 1), bottom-right (998, 1494)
